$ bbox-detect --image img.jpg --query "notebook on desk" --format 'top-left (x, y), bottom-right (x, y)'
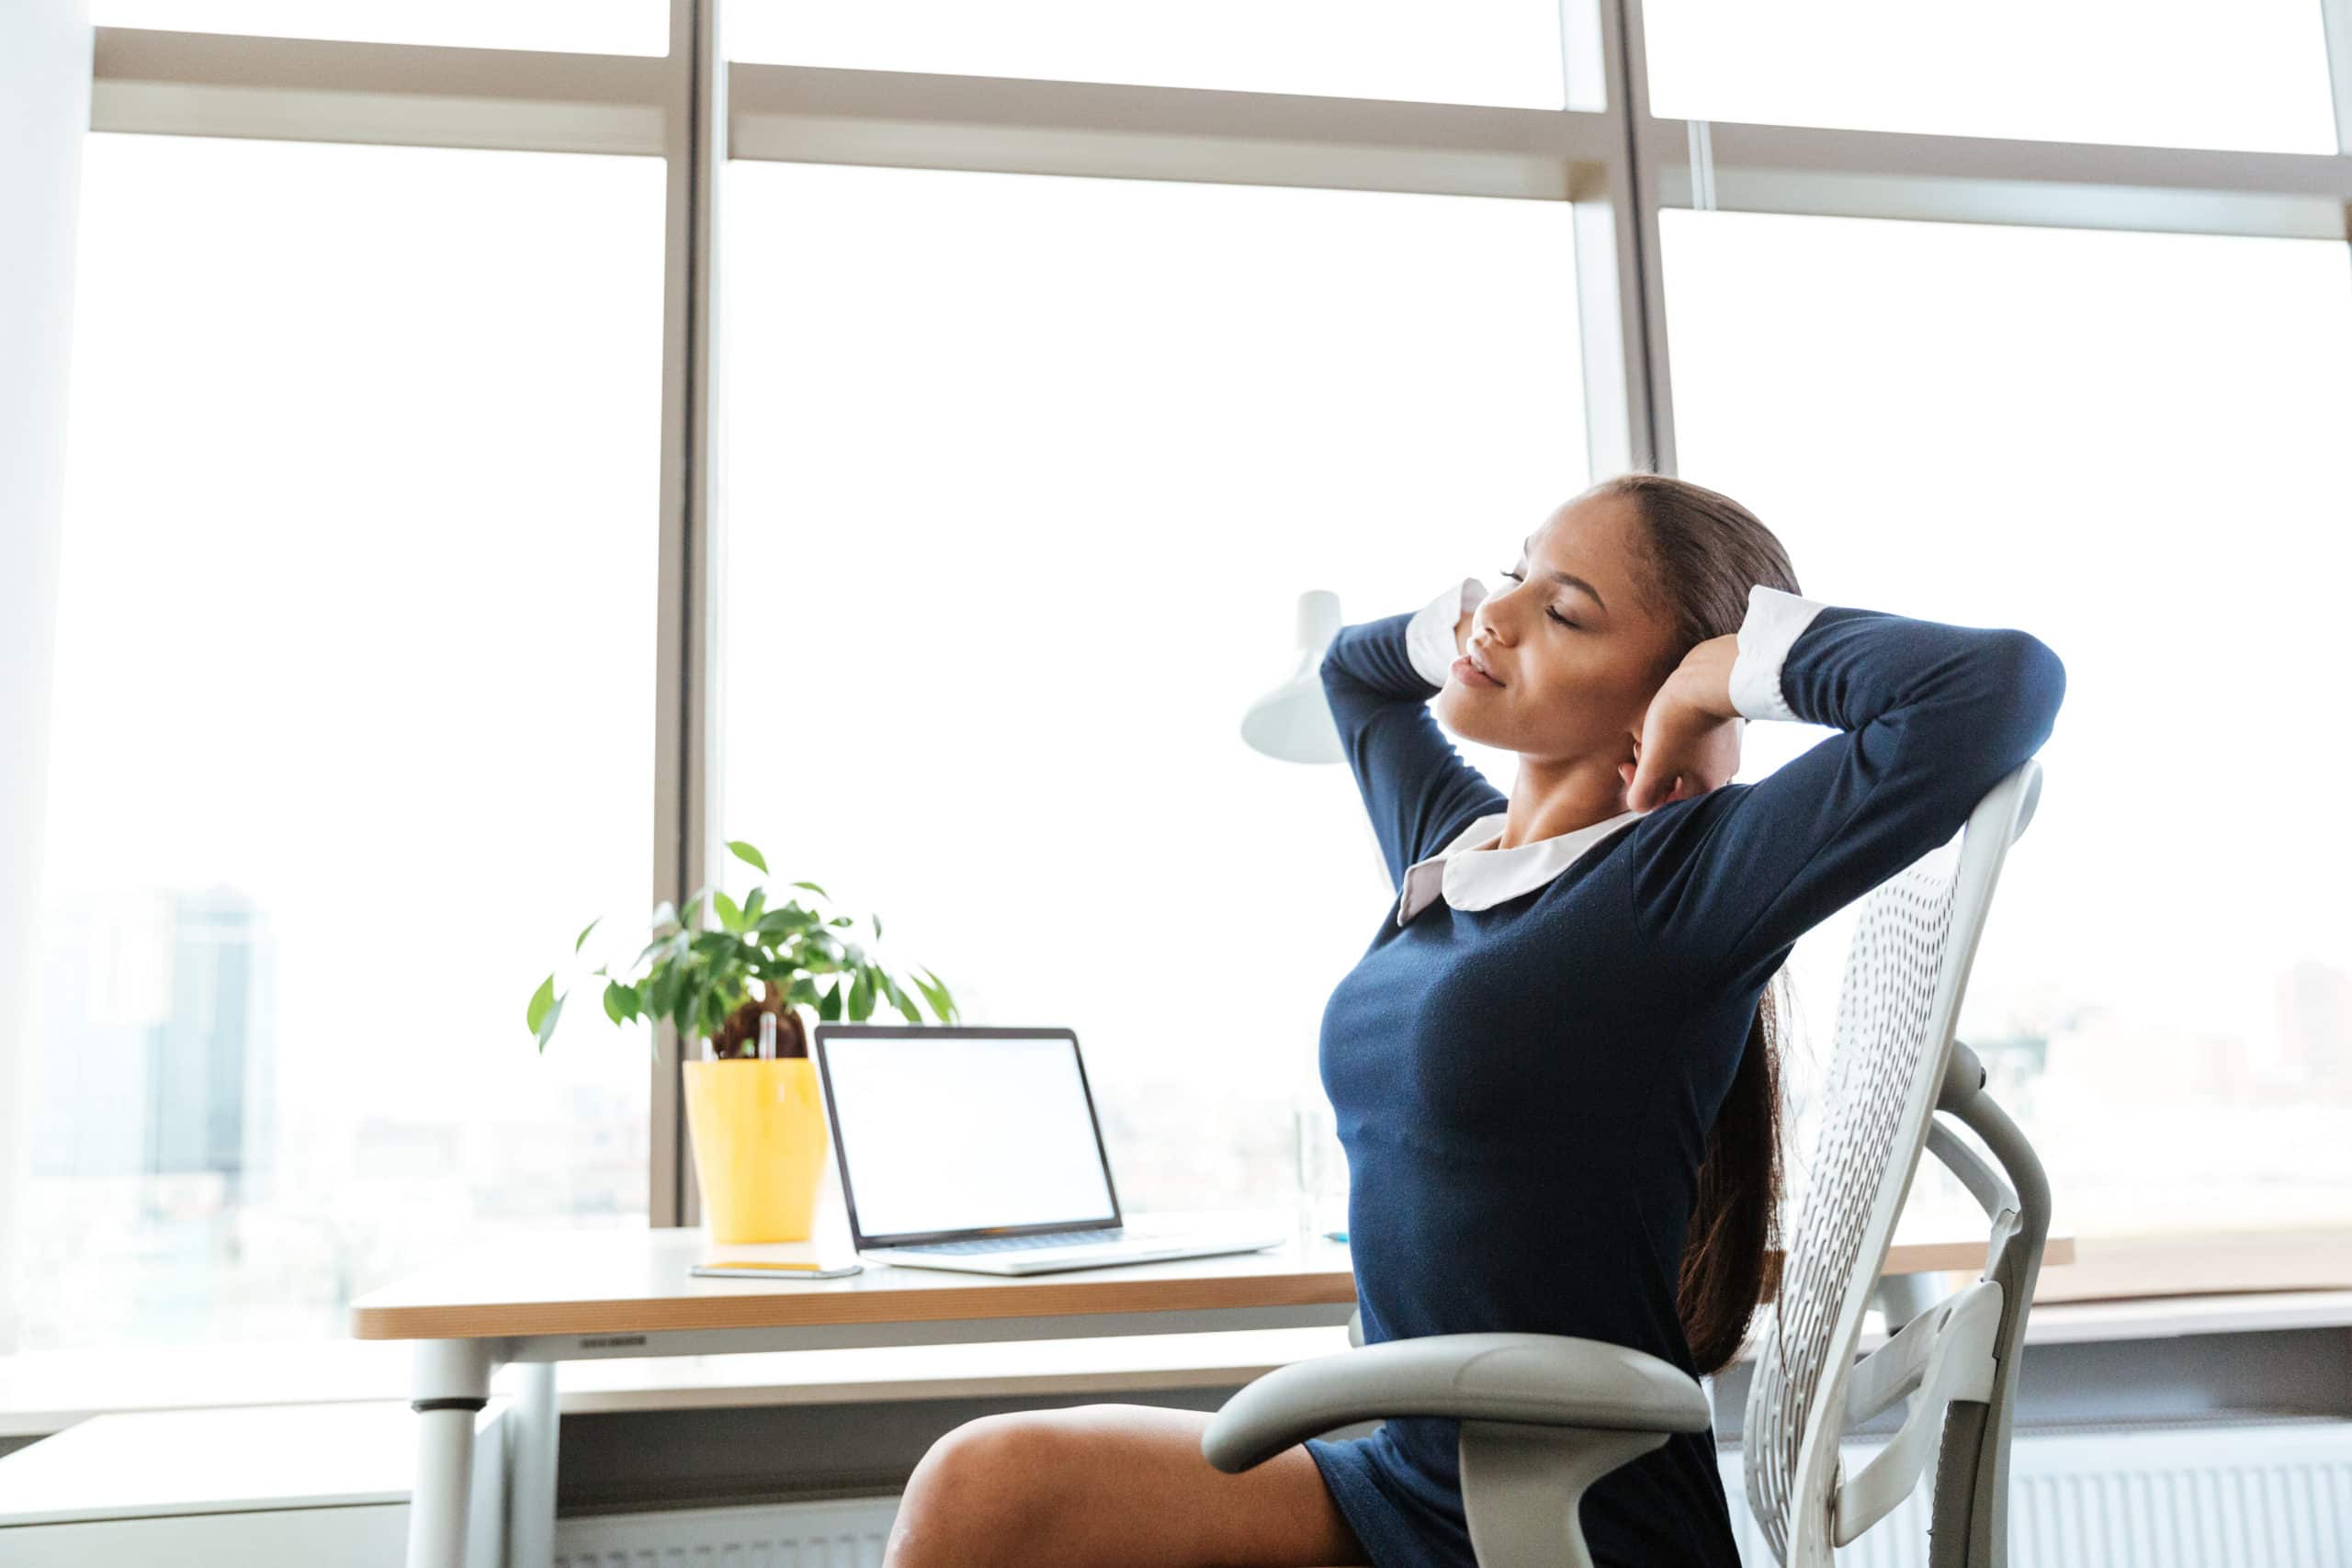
top-left (811, 1023), bottom-right (1286, 1275)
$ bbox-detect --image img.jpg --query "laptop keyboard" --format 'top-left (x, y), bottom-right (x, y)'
top-left (895, 1227), bottom-right (1129, 1255)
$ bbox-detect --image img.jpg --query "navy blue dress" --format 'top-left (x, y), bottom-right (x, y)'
top-left (1301, 586), bottom-right (2065, 1568)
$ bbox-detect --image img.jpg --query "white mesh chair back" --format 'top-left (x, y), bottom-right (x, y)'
top-left (1739, 760), bottom-right (2043, 1566)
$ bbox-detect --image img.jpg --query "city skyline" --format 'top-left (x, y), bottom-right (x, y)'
top-left (13, 875), bottom-right (2351, 1354)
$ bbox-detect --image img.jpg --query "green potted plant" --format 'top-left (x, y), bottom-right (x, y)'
top-left (527, 839), bottom-right (960, 1241)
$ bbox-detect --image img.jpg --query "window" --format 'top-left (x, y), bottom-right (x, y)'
top-left (727, 0), bottom-right (1569, 108)
top-left (1658, 206), bottom-right (2352, 1245)
top-left (19, 134), bottom-right (663, 1352)
top-left (29, 0), bottom-right (2351, 1356)
top-left (93, 0), bottom-right (665, 54)
top-left (718, 159), bottom-right (1586, 1213)
top-left (1645, 0), bottom-right (2341, 152)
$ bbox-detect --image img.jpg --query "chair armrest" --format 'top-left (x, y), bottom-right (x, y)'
top-left (1201, 1333), bottom-right (1710, 1473)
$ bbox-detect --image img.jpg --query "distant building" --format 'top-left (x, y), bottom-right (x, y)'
top-left (143, 891), bottom-right (276, 1204)
top-left (34, 888), bottom-right (276, 1203)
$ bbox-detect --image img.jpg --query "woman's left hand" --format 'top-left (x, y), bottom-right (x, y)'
top-left (1621, 636), bottom-right (1744, 813)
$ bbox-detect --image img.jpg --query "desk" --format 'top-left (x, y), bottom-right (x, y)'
top-left (352, 1220), bottom-right (2070, 1568)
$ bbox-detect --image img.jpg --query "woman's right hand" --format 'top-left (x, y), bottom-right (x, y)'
top-left (1453, 579), bottom-right (1488, 658)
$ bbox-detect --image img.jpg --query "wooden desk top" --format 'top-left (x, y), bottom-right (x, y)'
top-left (350, 1217), bottom-right (2070, 1343)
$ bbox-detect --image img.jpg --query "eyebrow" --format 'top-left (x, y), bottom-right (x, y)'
top-left (1518, 536), bottom-right (1608, 612)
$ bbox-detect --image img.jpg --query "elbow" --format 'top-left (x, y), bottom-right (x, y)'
top-left (1986, 628), bottom-right (2067, 757)
top-left (1318, 631), bottom-right (1367, 700)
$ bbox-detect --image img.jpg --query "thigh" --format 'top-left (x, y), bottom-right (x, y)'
top-left (891, 1403), bottom-right (1374, 1568)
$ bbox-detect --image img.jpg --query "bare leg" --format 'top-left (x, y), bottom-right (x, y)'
top-left (883, 1403), bottom-right (1374, 1568)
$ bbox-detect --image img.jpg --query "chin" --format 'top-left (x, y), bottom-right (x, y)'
top-left (1434, 686), bottom-right (1498, 745)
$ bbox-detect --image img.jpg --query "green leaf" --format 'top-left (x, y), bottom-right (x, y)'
top-left (817, 981), bottom-right (842, 1022)
top-left (573, 916), bottom-right (602, 953)
top-left (848, 968), bottom-right (875, 1021)
top-left (671, 962), bottom-right (707, 1036)
top-left (646, 964), bottom-right (682, 1021)
top-left (873, 912), bottom-right (884, 941)
top-left (534, 990), bottom-right (566, 1053)
top-left (604, 979), bottom-right (639, 1024)
top-left (791, 880), bottom-right (831, 900)
top-left (741, 886), bottom-right (766, 928)
top-left (526, 975), bottom-right (557, 1036)
top-left (903, 969), bottom-right (942, 1020)
top-left (880, 970), bottom-right (921, 1024)
top-left (728, 840), bottom-right (769, 875)
top-left (830, 915), bottom-right (853, 928)
top-left (755, 908), bottom-right (817, 941)
top-left (713, 890), bottom-right (744, 933)
top-left (909, 964), bottom-right (957, 1023)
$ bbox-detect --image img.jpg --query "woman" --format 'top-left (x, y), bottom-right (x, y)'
top-left (879, 471), bottom-right (2066, 1568)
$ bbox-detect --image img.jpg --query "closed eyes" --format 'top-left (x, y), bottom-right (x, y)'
top-left (1498, 569), bottom-right (1581, 628)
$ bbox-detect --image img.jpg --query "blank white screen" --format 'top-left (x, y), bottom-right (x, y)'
top-left (824, 1033), bottom-right (1117, 1239)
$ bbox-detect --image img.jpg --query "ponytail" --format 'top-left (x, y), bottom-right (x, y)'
top-left (1676, 975), bottom-right (1784, 1375)
top-left (1588, 467), bottom-right (1797, 1377)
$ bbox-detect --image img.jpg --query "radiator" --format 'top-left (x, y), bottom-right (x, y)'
top-left (551, 1417), bottom-right (2352, 1566)
top-left (1718, 1417), bottom-right (2352, 1566)
top-left (556, 1495), bottom-right (897, 1567)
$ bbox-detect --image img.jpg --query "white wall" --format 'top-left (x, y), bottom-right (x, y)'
top-left (0, 0), bottom-right (91, 1355)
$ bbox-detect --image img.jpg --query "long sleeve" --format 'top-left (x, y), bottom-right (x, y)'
top-left (1630, 584), bottom-right (2066, 987)
top-left (1319, 577), bottom-right (1506, 889)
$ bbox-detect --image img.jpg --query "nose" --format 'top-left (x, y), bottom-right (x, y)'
top-left (1475, 581), bottom-right (1521, 644)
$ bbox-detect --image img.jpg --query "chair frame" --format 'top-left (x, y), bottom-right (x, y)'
top-left (1202, 759), bottom-right (2051, 1568)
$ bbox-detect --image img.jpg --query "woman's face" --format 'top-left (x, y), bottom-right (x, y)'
top-left (1432, 493), bottom-right (1683, 765)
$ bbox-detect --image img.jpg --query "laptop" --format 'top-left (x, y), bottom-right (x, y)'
top-left (810, 1023), bottom-right (1288, 1275)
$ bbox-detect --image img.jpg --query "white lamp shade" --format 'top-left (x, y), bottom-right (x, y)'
top-left (1240, 590), bottom-right (1345, 763)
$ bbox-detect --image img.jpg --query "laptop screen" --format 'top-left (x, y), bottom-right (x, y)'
top-left (818, 1029), bottom-right (1120, 1243)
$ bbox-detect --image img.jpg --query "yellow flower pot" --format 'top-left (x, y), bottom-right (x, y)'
top-left (681, 1056), bottom-right (830, 1244)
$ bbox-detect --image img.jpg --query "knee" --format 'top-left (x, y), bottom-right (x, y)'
top-left (886, 1413), bottom-right (1070, 1568)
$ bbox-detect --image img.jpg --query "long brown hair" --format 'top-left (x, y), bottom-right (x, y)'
top-left (1587, 469), bottom-right (1796, 1377)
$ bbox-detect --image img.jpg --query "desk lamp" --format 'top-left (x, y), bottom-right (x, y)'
top-left (1239, 589), bottom-right (1346, 762)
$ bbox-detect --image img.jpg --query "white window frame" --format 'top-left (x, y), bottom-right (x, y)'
top-left (83, 0), bottom-right (2352, 1267)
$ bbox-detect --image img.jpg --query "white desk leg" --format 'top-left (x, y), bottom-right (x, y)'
top-left (410, 1337), bottom-right (494, 1568)
top-left (507, 1360), bottom-right (559, 1568)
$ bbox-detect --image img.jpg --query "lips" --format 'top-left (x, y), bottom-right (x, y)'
top-left (1452, 654), bottom-right (1503, 689)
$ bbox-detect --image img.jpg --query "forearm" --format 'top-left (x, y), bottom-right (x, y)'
top-left (1317, 577), bottom-right (1507, 888)
top-left (1665, 583), bottom-right (1827, 724)
top-left (1661, 634), bottom-right (1742, 724)
top-left (1626, 584), bottom-right (2066, 976)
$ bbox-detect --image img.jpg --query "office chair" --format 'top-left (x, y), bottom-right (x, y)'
top-left (1204, 759), bottom-right (2052, 1568)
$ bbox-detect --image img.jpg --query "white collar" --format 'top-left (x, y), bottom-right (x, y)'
top-left (1396, 807), bottom-right (1645, 926)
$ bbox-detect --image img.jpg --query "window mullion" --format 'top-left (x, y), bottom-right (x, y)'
top-left (2322, 0), bottom-right (2352, 155)
top-left (1566, 0), bottom-right (1674, 476)
top-left (651, 0), bottom-right (725, 1231)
